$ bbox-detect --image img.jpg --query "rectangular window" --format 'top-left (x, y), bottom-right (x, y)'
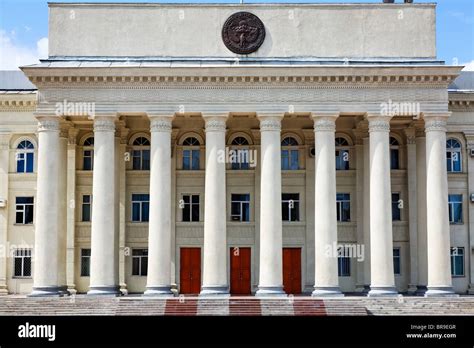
top-left (83, 150), bottom-right (93, 170)
top-left (282, 193), bottom-right (300, 222)
top-left (132, 150), bottom-right (150, 170)
top-left (281, 149), bottom-right (299, 170)
top-left (393, 248), bottom-right (401, 275)
top-left (80, 249), bottom-right (91, 277)
top-left (183, 149), bottom-right (200, 170)
top-left (447, 151), bottom-right (461, 173)
top-left (448, 194), bottom-right (463, 224)
top-left (231, 194), bottom-right (250, 222)
top-left (338, 247), bottom-right (350, 277)
top-left (131, 194), bottom-right (150, 222)
top-left (132, 249), bottom-right (148, 276)
top-left (336, 193), bottom-right (350, 222)
top-left (335, 150), bottom-right (349, 170)
top-left (13, 249), bottom-right (32, 277)
top-left (392, 193), bottom-right (401, 221)
top-left (450, 247), bottom-right (464, 277)
top-left (15, 197), bottom-right (34, 224)
top-left (82, 195), bottom-right (92, 222)
top-left (182, 194), bottom-right (200, 222)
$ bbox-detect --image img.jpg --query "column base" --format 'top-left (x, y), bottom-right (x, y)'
top-left (59, 285), bottom-right (70, 296)
top-left (0, 285), bottom-right (9, 296)
top-left (424, 286), bottom-right (459, 297)
top-left (355, 284), bottom-right (370, 294)
top-left (415, 285), bottom-right (427, 296)
top-left (144, 286), bottom-right (174, 297)
top-left (468, 284), bottom-right (474, 295)
top-left (312, 287), bottom-right (344, 298)
top-left (255, 286), bottom-right (287, 297)
top-left (199, 286), bottom-right (229, 297)
top-left (120, 283), bottom-right (128, 296)
top-left (87, 286), bottom-right (121, 296)
top-left (29, 286), bottom-right (63, 297)
top-left (367, 286), bottom-right (398, 297)
top-left (407, 284), bottom-right (418, 295)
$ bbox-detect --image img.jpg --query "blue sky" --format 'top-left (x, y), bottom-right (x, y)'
top-left (0, 0), bottom-right (473, 70)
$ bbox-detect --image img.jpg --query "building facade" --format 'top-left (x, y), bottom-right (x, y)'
top-left (0, 3), bottom-right (473, 296)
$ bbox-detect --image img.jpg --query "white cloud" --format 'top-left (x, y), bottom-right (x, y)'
top-left (462, 60), bottom-right (474, 71)
top-left (0, 29), bottom-right (48, 70)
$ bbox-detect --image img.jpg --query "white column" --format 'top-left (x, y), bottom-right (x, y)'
top-left (404, 127), bottom-right (418, 294)
top-left (88, 116), bottom-right (120, 296)
top-left (30, 117), bottom-right (61, 296)
top-left (367, 115), bottom-right (397, 297)
top-left (416, 135), bottom-right (428, 293)
top-left (66, 128), bottom-right (78, 294)
top-left (465, 133), bottom-right (474, 294)
top-left (145, 115), bottom-right (173, 296)
top-left (312, 114), bottom-right (343, 297)
top-left (200, 114), bottom-right (229, 296)
top-left (57, 127), bottom-right (68, 295)
top-left (256, 114), bottom-right (285, 297)
top-left (424, 114), bottom-right (456, 297)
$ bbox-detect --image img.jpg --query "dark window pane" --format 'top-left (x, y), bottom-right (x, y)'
top-left (291, 203), bottom-right (300, 221)
top-left (390, 149), bottom-right (399, 169)
top-left (26, 153), bottom-right (34, 173)
top-left (23, 256), bottom-right (31, 277)
top-left (183, 150), bottom-right (190, 170)
top-left (16, 212), bottom-right (23, 224)
top-left (14, 257), bottom-right (22, 276)
top-left (192, 195), bottom-right (199, 204)
top-left (132, 258), bottom-right (140, 275)
top-left (281, 150), bottom-right (289, 170)
top-left (132, 203), bottom-right (140, 221)
top-left (82, 204), bottom-right (91, 222)
top-left (242, 202), bottom-right (250, 222)
top-left (142, 202), bottom-right (149, 222)
top-left (191, 204), bottom-right (199, 221)
top-left (143, 150), bottom-right (150, 170)
top-left (192, 151), bottom-right (200, 170)
top-left (282, 202), bottom-right (289, 221)
top-left (132, 150), bottom-right (141, 170)
top-left (141, 257), bottom-right (148, 276)
top-left (24, 205), bottom-right (34, 224)
top-left (290, 150), bottom-right (299, 170)
top-left (231, 202), bottom-right (241, 216)
top-left (183, 204), bottom-right (190, 222)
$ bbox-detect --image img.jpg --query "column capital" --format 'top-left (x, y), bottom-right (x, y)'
top-left (258, 114), bottom-right (283, 132)
top-left (424, 118), bottom-right (448, 133)
top-left (148, 115), bottom-right (173, 133)
top-left (312, 114), bottom-right (338, 132)
top-left (93, 115), bottom-right (117, 132)
top-left (404, 127), bottom-right (417, 144)
top-left (203, 113), bottom-right (228, 132)
top-left (366, 115), bottom-right (392, 133)
top-left (37, 117), bottom-right (60, 133)
top-left (68, 127), bottom-right (79, 145)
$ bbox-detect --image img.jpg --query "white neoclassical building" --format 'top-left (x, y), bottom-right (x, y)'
top-left (0, 2), bottom-right (473, 297)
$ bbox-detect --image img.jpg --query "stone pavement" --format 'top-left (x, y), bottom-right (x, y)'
top-left (0, 296), bottom-right (472, 316)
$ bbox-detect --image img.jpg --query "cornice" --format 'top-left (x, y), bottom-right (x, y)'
top-left (0, 99), bottom-right (37, 112)
top-left (26, 73), bottom-right (458, 90)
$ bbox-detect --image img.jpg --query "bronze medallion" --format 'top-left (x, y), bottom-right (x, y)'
top-left (222, 12), bottom-right (265, 55)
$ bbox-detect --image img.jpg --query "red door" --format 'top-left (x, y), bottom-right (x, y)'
top-left (230, 247), bottom-right (251, 295)
top-left (283, 248), bottom-right (302, 295)
top-left (180, 248), bottom-right (201, 294)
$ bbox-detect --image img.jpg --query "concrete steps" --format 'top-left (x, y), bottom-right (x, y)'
top-left (0, 296), bottom-right (472, 316)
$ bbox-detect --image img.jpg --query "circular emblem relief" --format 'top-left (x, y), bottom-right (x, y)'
top-left (222, 12), bottom-right (265, 55)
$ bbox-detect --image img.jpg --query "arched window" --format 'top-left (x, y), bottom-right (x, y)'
top-left (335, 137), bottom-right (349, 171)
top-left (230, 136), bottom-right (250, 170)
top-left (390, 137), bottom-right (400, 170)
top-left (182, 137), bottom-right (200, 170)
top-left (16, 140), bottom-right (34, 173)
top-left (83, 137), bottom-right (94, 171)
top-left (281, 137), bottom-right (299, 170)
top-left (447, 138), bottom-right (462, 173)
top-left (132, 136), bottom-right (150, 170)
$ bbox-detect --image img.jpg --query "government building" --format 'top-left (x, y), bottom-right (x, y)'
top-left (0, 2), bottom-right (473, 297)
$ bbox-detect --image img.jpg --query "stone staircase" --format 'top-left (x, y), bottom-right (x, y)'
top-left (0, 295), bottom-right (472, 316)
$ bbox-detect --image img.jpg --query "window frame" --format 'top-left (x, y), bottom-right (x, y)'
top-left (131, 136), bottom-right (151, 171)
top-left (13, 249), bottom-right (32, 278)
top-left (231, 193), bottom-right (251, 222)
top-left (131, 194), bottom-right (150, 223)
top-left (282, 193), bottom-right (300, 222)
top-left (391, 192), bottom-right (401, 221)
top-left (393, 247), bottom-right (401, 275)
top-left (230, 136), bottom-right (251, 170)
top-left (336, 193), bottom-right (351, 222)
top-left (335, 137), bottom-right (350, 171)
top-left (181, 194), bottom-right (200, 222)
top-left (15, 197), bottom-right (34, 225)
top-left (16, 140), bottom-right (35, 173)
top-left (132, 249), bottom-right (148, 276)
top-left (446, 138), bottom-right (462, 173)
top-left (450, 247), bottom-right (465, 277)
top-left (448, 194), bottom-right (463, 224)
top-left (390, 137), bottom-right (400, 170)
top-left (82, 195), bottom-right (92, 222)
top-left (281, 137), bottom-right (299, 171)
top-left (80, 248), bottom-right (91, 277)
top-left (337, 247), bottom-right (351, 277)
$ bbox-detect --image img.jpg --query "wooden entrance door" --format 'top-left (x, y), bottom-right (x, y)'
top-left (180, 248), bottom-right (201, 294)
top-left (230, 247), bottom-right (251, 295)
top-left (282, 248), bottom-right (302, 295)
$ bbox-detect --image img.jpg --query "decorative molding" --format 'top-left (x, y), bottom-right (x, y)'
top-left (367, 116), bottom-right (391, 133)
top-left (93, 118), bottom-right (116, 132)
top-left (313, 116), bottom-right (337, 132)
top-left (404, 127), bottom-right (417, 144)
top-left (204, 118), bottom-right (227, 132)
top-left (28, 73), bottom-right (459, 90)
top-left (258, 116), bottom-right (282, 132)
top-left (0, 98), bottom-right (37, 112)
top-left (424, 118), bottom-right (448, 133)
top-left (37, 119), bottom-right (60, 132)
top-left (68, 128), bottom-right (79, 145)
